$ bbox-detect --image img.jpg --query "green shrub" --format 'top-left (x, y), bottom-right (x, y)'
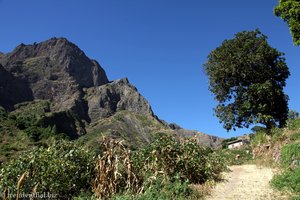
top-left (272, 167), bottom-right (300, 195)
top-left (290, 132), bottom-right (300, 141)
top-left (0, 141), bottom-right (95, 199)
top-left (0, 106), bottom-right (7, 118)
top-left (286, 118), bottom-right (300, 131)
top-left (281, 142), bottom-right (300, 168)
top-left (91, 134), bottom-right (226, 199)
top-left (24, 126), bottom-right (58, 142)
top-left (216, 148), bottom-right (252, 165)
top-left (132, 134), bottom-right (226, 184)
top-left (251, 131), bottom-right (269, 147)
top-left (270, 128), bottom-right (286, 142)
top-left (112, 176), bottom-right (200, 200)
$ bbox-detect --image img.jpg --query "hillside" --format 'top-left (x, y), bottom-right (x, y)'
top-left (0, 38), bottom-right (223, 162)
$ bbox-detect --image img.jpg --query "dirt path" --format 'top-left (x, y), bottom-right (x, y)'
top-left (205, 164), bottom-right (288, 200)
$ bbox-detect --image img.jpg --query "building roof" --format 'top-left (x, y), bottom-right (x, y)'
top-left (227, 139), bottom-right (244, 145)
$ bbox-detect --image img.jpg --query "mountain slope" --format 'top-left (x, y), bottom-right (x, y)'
top-left (0, 38), bottom-right (223, 156)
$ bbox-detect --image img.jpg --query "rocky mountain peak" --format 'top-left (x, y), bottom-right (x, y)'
top-left (1, 38), bottom-right (109, 88)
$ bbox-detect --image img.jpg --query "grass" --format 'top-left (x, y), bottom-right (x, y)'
top-left (82, 111), bottom-right (166, 149)
top-left (112, 178), bottom-right (202, 200)
top-left (272, 167), bottom-right (300, 197)
top-left (290, 132), bottom-right (300, 141)
top-left (280, 142), bottom-right (300, 168)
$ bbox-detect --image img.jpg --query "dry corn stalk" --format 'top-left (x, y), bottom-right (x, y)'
top-left (16, 171), bottom-right (29, 200)
top-left (92, 137), bottom-right (139, 199)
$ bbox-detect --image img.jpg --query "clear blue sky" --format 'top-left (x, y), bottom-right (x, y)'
top-left (0, 0), bottom-right (299, 138)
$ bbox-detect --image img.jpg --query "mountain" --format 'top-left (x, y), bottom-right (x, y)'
top-left (0, 38), bottom-right (223, 156)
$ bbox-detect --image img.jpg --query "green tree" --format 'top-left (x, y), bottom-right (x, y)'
top-left (288, 109), bottom-right (299, 119)
top-left (275, 0), bottom-right (300, 45)
top-left (204, 29), bottom-right (290, 131)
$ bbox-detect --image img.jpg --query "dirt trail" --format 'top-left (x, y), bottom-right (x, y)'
top-left (205, 164), bottom-right (288, 200)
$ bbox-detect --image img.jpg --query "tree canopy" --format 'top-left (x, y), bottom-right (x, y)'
top-left (204, 29), bottom-right (290, 131)
top-left (275, 0), bottom-right (300, 45)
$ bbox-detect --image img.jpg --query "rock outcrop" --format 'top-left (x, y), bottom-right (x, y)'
top-left (86, 78), bottom-right (154, 122)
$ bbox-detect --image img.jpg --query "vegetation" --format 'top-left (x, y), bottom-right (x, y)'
top-left (248, 117), bottom-right (300, 197)
top-left (275, 0), bottom-right (300, 45)
top-left (204, 29), bottom-right (290, 131)
top-left (0, 101), bottom-right (73, 163)
top-left (216, 148), bottom-right (253, 165)
top-left (272, 167), bottom-right (300, 196)
top-left (280, 142), bottom-right (300, 168)
top-left (0, 141), bottom-right (95, 199)
top-left (288, 110), bottom-right (300, 120)
top-left (112, 178), bottom-right (199, 200)
top-left (0, 133), bottom-right (227, 199)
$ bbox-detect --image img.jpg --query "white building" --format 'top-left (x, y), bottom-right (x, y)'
top-left (227, 139), bottom-right (247, 149)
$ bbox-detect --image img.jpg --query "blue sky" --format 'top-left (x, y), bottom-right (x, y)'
top-left (0, 0), bottom-right (299, 138)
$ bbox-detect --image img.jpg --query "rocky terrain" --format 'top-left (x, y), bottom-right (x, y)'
top-left (0, 38), bottom-right (223, 152)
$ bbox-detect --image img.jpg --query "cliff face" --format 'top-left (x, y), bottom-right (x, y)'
top-left (0, 64), bottom-right (33, 109)
top-left (86, 78), bottom-right (154, 122)
top-left (0, 38), bottom-right (222, 147)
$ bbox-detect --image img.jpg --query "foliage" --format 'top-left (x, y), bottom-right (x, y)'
top-left (270, 128), bottom-right (287, 143)
top-left (203, 29), bottom-right (290, 131)
top-left (251, 126), bottom-right (267, 133)
top-left (280, 142), bottom-right (300, 168)
top-left (275, 0), bottom-right (300, 45)
top-left (290, 132), bottom-right (300, 141)
top-left (92, 135), bottom-right (226, 199)
top-left (9, 100), bottom-right (62, 141)
top-left (11, 100), bottom-right (51, 130)
top-left (112, 177), bottom-right (200, 200)
top-left (251, 131), bottom-right (270, 147)
top-left (0, 101), bottom-right (76, 163)
top-left (288, 110), bottom-right (300, 120)
top-left (286, 118), bottom-right (300, 130)
top-left (216, 148), bottom-right (253, 165)
top-left (133, 134), bottom-right (226, 184)
top-left (0, 141), bottom-right (95, 199)
top-left (272, 167), bottom-right (300, 196)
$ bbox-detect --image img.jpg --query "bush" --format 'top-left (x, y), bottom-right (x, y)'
top-left (286, 118), bottom-right (300, 131)
top-left (270, 128), bottom-right (286, 143)
top-left (92, 134), bottom-right (226, 199)
top-left (0, 141), bottom-right (95, 199)
top-left (133, 134), bottom-right (226, 184)
top-left (216, 148), bottom-right (252, 165)
top-left (290, 132), bottom-right (300, 141)
top-left (272, 167), bottom-right (300, 195)
top-left (112, 176), bottom-right (200, 200)
top-left (280, 142), bottom-right (300, 168)
top-left (251, 131), bottom-right (269, 147)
